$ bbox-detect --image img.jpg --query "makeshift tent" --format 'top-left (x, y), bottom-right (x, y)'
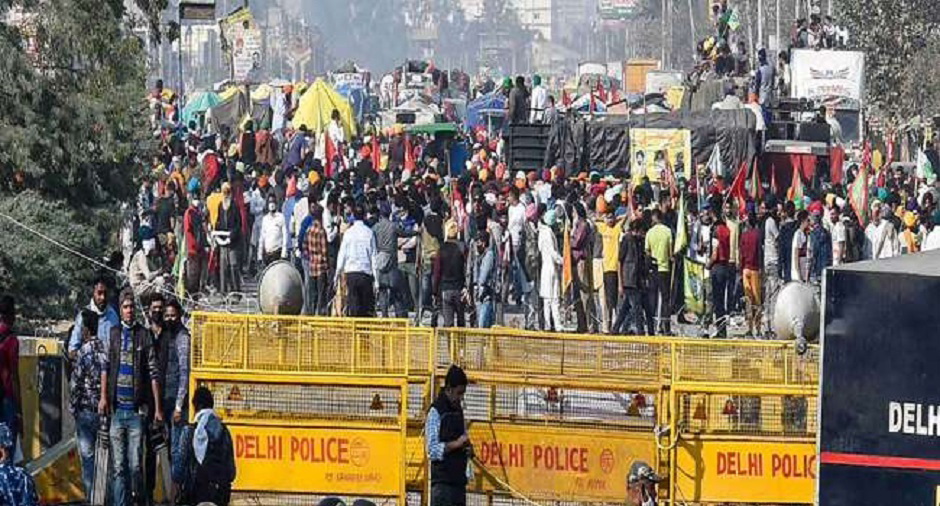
top-left (291, 79), bottom-right (357, 138)
top-left (335, 83), bottom-right (369, 122)
top-left (206, 87), bottom-right (273, 138)
top-left (465, 91), bottom-right (507, 130)
top-left (181, 91), bottom-right (221, 126)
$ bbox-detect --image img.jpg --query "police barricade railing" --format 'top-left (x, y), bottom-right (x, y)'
top-left (436, 327), bottom-right (672, 391)
top-left (190, 312), bottom-right (434, 378)
top-left (190, 370), bottom-right (409, 506)
top-left (429, 372), bottom-right (666, 505)
top-left (667, 340), bottom-right (818, 506)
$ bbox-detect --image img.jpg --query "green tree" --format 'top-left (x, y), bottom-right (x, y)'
top-left (0, 0), bottom-right (151, 320)
top-left (838, 0), bottom-right (940, 121)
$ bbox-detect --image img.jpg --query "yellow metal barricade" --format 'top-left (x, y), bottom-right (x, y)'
top-left (189, 313), bottom-right (821, 506)
top-left (190, 312), bottom-right (434, 377)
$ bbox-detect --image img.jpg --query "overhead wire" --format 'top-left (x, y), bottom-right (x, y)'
top-left (0, 209), bottom-right (231, 313)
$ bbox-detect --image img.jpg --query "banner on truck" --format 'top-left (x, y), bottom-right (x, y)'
top-left (630, 128), bottom-right (692, 182)
top-left (790, 49), bottom-right (865, 109)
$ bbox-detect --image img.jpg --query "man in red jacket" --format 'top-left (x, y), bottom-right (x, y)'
top-left (183, 187), bottom-right (208, 297)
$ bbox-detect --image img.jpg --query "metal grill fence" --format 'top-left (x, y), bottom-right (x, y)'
top-left (191, 314), bottom-right (820, 505)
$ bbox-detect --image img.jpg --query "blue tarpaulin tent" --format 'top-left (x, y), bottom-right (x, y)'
top-left (335, 83), bottom-right (369, 122)
top-left (465, 92), bottom-right (506, 130)
top-left (181, 91), bottom-right (222, 127)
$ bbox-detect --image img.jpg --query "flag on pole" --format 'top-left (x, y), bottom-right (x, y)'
top-left (324, 133), bottom-right (339, 178)
top-left (770, 164), bottom-right (778, 196)
top-left (596, 81), bottom-right (608, 103)
top-left (404, 134), bottom-right (416, 171)
top-left (674, 191), bottom-right (688, 255)
top-left (749, 159), bottom-right (763, 200)
top-left (562, 220), bottom-right (573, 295)
top-left (788, 164), bottom-right (805, 209)
top-left (727, 161), bottom-right (749, 214)
top-left (725, 8), bottom-right (741, 31)
top-left (849, 161), bottom-right (869, 226)
top-left (706, 144), bottom-right (724, 178)
top-left (917, 148), bottom-right (936, 182)
top-left (684, 259), bottom-right (706, 315)
top-left (371, 135), bottom-right (382, 172)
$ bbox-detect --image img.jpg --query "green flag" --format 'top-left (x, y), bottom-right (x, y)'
top-left (849, 162), bottom-right (869, 226)
top-left (684, 260), bottom-right (706, 315)
top-left (917, 148), bottom-right (936, 183)
top-left (674, 192), bottom-right (688, 255)
top-left (726, 9), bottom-right (741, 31)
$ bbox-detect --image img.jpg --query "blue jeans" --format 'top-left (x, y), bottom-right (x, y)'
top-left (477, 300), bottom-right (495, 328)
top-left (75, 411), bottom-right (99, 499)
top-left (111, 409), bottom-right (144, 506)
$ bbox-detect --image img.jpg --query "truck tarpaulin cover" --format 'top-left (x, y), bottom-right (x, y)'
top-left (544, 109), bottom-right (756, 177)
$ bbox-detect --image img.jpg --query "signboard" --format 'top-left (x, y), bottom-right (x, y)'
top-left (790, 49), bottom-right (865, 109)
top-left (230, 425), bottom-right (403, 496)
top-left (220, 7), bottom-right (262, 82)
top-left (675, 440), bottom-right (816, 503)
top-left (333, 72), bottom-right (366, 88)
top-left (598, 0), bottom-right (642, 20)
top-left (630, 128), bottom-right (692, 182)
top-left (468, 423), bottom-right (656, 502)
top-left (820, 262), bottom-right (940, 505)
top-left (179, 0), bottom-right (215, 21)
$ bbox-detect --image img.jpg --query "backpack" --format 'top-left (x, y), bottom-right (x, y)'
top-left (180, 423), bottom-right (235, 503)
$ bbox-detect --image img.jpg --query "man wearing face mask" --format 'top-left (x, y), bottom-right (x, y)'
top-left (159, 300), bottom-right (190, 460)
top-left (426, 365), bottom-right (471, 506)
top-left (258, 196), bottom-right (287, 267)
top-left (183, 183), bottom-right (208, 297)
top-left (144, 293), bottom-right (167, 502)
top-left (214, 182), bottom-right (242, 294)
top-left (334, 203), bottom-right (379, 317)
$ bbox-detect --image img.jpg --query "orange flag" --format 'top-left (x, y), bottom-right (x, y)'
top-left (371, 135), bottom-right (382, 171)
top-left (562, 220), bottom-right (573, 295)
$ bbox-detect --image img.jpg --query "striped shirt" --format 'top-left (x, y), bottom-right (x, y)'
top-left (116, 325), bottom-right (136, 411)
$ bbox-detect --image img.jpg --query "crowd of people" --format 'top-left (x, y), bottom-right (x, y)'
top-left (127, 75), bottom-right (940, 342)
top-left (0, 287), bottom-right (236, 506)
top-left (3, 48), bottom-right (940, 501)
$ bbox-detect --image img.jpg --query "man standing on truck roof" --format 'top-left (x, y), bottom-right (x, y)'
top-left (426, 365), bottom-right (471, 506)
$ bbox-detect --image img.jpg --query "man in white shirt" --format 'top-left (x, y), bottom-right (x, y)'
top-left (258, 196), bottom-right (287, 266)
top-left (529, 75), bottom-right (548, 123)
top-left (829, 206), bottom-right (846, 265)
top-left (334, 204), bottom-right (378, 317)
top-left (864, 201), bottom-right (898, 260)
top-left (791, 211), bottom-right (810, 282)
top-left (506, 185), bottom-right (528, 302)
top-left (924, 214), bottom-right (940, 251)
top-left (328, 109), bottom-right (345, 148)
